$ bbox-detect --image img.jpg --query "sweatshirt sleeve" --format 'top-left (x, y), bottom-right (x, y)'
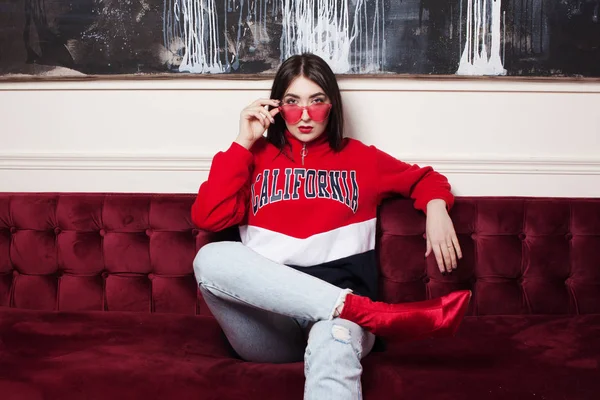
top-left (374, 146), bottom-right (454, 213)
top-left (191, 142), bottom-right (253, 232)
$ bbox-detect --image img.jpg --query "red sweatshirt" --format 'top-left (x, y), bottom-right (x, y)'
top-left (192, 132), bottom-right (453, 300)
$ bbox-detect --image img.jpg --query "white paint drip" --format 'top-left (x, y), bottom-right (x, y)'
top-left (280, 0), bottom-right (385, 73)
top-left (457, 0), bottom-right (506, 76)
top-left (488, 0), bottom-right (505, 74)
top-left (165, 0), bottom-right (224, 73)
top-left (164, 1), bottom-right (385, 74)
top-left (280, 0), bottom-right (355, 73)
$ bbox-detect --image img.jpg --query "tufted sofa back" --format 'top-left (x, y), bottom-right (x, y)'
top-left (1, 194), bottom-right (599, 316)
top-left (378, 197), bottom-right (600, 315)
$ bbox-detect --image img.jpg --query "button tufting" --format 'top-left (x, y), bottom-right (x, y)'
top-left (565, 233), bottom-right (573, 240)
top-left (470, 233), bottom-right (477, 240)
top-left (9, 227), bottom-right (17, 234)
top-left (192, 229), bottom-right (200, 237)
top-left (54, 227), bottom-right (62, 235)
top-left (518, 233), bottom-right (527, 240)
top-left (12, 270), bottom-right (19, 277)
top-left (423, 277), bottom-right (430, 284)
top-left (146, 229), bottom-right (153, 237)
top-left (148, 273), bottom-right (155, 280)
top-left (99, 229), bottom-right (106, 237)
top-left (101, 271), bottom-right (109, 279)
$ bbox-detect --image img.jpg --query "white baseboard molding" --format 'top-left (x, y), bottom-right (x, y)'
top-left (1, 152), bottom-right (599, 197)
top-left (0, 153), bottom-right (213, 171)
top-left (1, 152), bottom-right (600, 175)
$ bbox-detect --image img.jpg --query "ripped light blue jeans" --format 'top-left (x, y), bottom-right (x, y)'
top-left (193, 241), bottom-right (376, 400)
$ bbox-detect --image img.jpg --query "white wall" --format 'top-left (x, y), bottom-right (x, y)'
top-left (1, 78), bottom-right (599, 197)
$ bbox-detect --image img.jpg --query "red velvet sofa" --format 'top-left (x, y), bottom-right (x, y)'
top-left (1, 193), bottom-right (599, 399)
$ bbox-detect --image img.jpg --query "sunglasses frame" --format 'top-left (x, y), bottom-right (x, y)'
top-left (278, 103), bottom-right (332, 124)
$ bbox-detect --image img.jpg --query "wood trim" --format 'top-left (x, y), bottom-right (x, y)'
top-left (2, 152), bottom-right (599, 176)
top-left (2, 72), bottom-right (600, 84)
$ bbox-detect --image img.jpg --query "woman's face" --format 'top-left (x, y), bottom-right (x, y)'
top-left (280, 76), bottom-right (331, 143)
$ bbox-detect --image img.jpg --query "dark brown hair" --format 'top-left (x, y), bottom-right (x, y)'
top-left (267, 53), bottom-right (344, 151)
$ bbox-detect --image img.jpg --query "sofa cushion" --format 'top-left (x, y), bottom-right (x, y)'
top-left (1, 309), bottom-right (599, 400)
top-left (378, 197), bottom-right (600, 315)
top-left (369, 314), bottom-right (600, 400)
top-left (2, 194), bottom-right (600, 318)
top-left (0, 193), bottom-right (238, 314)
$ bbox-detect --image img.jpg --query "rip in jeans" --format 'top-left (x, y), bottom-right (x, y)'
top-left (331, 325), bottom-right (352, 344)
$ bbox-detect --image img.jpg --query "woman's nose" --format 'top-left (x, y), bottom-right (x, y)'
top-left (301, 107), bottom-right (310, 121)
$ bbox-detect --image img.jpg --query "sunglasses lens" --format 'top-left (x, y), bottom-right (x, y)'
top-left (307, 104), bottom-right (331, 122)
top-left (279, 103), bottom-right (331, 124)
top-left (280, 105), bottom-right (303, 124)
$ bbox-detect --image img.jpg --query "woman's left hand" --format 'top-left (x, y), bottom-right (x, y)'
top-left (425, 199), bottom-right (462, 274)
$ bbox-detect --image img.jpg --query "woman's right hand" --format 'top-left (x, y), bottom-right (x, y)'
top-left (235, 99), bottom-right (281, 150)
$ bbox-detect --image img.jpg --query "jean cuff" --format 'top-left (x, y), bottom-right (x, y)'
top-left (328, 288), bottom-right (353, 320)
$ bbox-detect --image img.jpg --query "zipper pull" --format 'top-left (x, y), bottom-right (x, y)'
top-left (301, 144), bottom-right (308, 166)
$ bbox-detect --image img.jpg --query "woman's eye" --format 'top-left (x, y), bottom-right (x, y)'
top-left (285, 99), bottom-right (297, 104)
top-left (313, 98), bottom-right (324, 104)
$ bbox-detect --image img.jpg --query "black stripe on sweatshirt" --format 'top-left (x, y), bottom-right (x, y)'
top-left (288, 250), bottom-right (378, 302)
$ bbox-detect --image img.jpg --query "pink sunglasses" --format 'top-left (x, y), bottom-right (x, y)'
top-left (278, 103), bottom-right (332, 124)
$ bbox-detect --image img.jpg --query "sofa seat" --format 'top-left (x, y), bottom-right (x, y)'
top-left (1, 307), bottom-right (599, 400)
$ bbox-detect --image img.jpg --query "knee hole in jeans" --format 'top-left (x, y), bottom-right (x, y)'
top-left (331, 324), bottom-right (352, 344)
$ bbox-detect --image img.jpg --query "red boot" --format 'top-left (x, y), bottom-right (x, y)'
top-left (339, 290), bottom-right (471, 340)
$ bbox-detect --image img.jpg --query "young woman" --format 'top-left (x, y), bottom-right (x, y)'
top-left (192, 53), bottom-right (470, 399)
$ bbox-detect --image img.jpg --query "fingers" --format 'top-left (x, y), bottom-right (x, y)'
top-left (444, 240), bottom-right (457, 270)
top-left (244, 99), bottom-right (279, 124)
top-left (439, 243), bottom-right (453, 274)
top-left (452, 234), bottom-right (463, 260)
top-left (432, 245), bottom-right (445, 275)
top-left (428, 237), bottom-right (462, 275)
top-left (244, 107), bottom-right (274, 125)
top-left (252, 98), bottom-right (281, 108)
top-left (239, 99), bottom-right (280, 144)
top-left (445, 230), bottom-right (462, 272)
top-left (257, 107), bottom-right (275, 124)
top-left (430, 237), bottom-right (461, 275)
top-left (270, 107), bottom-right (281, 118)
top-left (248, 111), bottom-right (269, 129)
top-left (425, 216), bottom-right (462, 275)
